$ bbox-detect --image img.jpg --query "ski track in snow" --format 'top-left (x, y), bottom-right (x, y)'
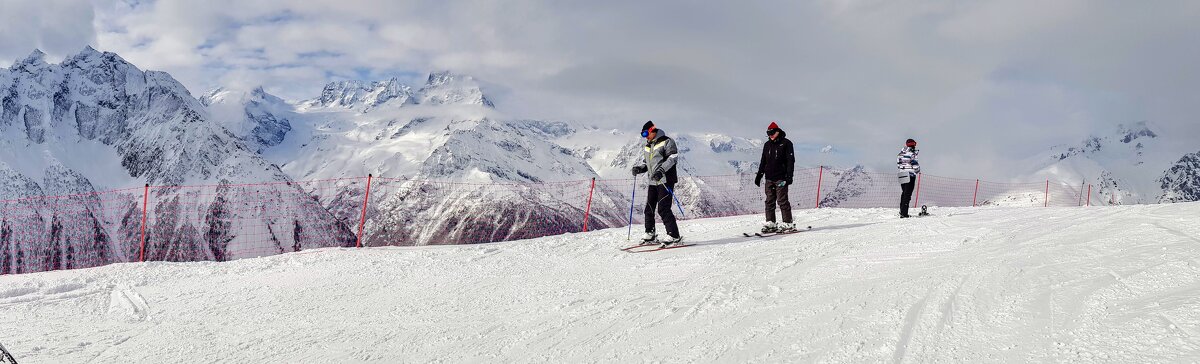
top-left (2, 204), bottom-right (1200, 363)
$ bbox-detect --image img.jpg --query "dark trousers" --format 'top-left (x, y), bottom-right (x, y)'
top-left (764, 180), bottom-right (792, 223)
top-left (644, 184), bottom-right (680, 238)
top-left (900, 179), bottom-right (916, 217)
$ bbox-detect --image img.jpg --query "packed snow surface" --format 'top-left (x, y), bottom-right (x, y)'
top-left (2, 204), bottom-right (1200, 363)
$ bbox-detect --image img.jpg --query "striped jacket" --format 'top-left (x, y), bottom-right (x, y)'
top-left (897, 147), bottom-right (920, 175)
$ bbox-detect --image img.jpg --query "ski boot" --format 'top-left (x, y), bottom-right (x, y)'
top-left (659, 235), bottom-right (684, 248)
top-left (777, 222), bottom-right (797, 233)
top-left (761, 221), bottom-right (779, 234)
top-left (640, 232), bottom-right (657, 245)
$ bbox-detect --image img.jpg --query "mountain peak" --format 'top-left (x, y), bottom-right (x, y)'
top-left (76, 45), bottom-right (100, 58)
top-left (306, 71), bottom-right (492, 110)
top-left (250, 86), bottom-right (270, 99)
top-left (425, 70), bottom-right (461, 86)
top-left (201, 85), bottom-right (285, 107)
top-left (1116, 121), bottom-right (1157, 144)
top-left (418, 71), bottom-right (494, 108)
top-left (13, 49), bottom-right (47, 68)
top-left (314, 78), bottom-right (415, 110)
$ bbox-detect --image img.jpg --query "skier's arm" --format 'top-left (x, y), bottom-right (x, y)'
top-left (912, 155), bottom-right (920, 174)
top-left (658, 138), bottom-right (680, 172)
top-left (758, 144), bottom-right (767, 174)
top-left (785, 140), bottom-right (795, 183)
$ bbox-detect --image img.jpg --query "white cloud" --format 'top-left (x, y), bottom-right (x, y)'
top-left (0, 0), bottom-right (96, 62)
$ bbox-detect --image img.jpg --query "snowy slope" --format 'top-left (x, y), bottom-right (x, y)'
top-left (2, 204), bottom-right (1199, 362)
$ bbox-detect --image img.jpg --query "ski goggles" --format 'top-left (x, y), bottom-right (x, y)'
top-left (766, 129), bottom-right (779, 136)
top-left (641, 126), bottom-right (656, 138)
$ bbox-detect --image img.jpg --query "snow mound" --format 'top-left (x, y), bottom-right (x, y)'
top-left (2, 204), bottom-right (1199, 362)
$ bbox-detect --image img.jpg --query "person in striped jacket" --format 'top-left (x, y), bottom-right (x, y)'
top-left (897, 138), bottom-right (920, 218)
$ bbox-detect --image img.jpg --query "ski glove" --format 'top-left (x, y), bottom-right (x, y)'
top-left (631, 165), bottom-right (648, 176)
top-left (777, 180), bottom-right (788, 187)
top-left (651, 168), bottom-right (665, 181)
top-left (754, 173), bottom-right (763, 187)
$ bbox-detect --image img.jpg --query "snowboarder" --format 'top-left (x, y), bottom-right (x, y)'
top-left (755, 122), bottom-right (796, 233)
top-left (897, 138), bottom-right (921, 218)
top-left (631, 121), bottom-right (683, 247)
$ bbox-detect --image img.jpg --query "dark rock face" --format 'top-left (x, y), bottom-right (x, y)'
top-left (1158, 151), bottom-right (1200, 203)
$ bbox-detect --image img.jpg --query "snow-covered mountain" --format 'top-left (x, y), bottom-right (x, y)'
top-left (1021, 121), bottom-right (1200, 204)
top-left (0, 47), bottom-right (353, 273)
top-left (1158, 150), bottom-right (1200, 203)
top-left (200, 86), bottom-right (293, 153)
top-left (302, 79), bottom-right (414, 111)
top-left (298, 71), bottom-right (493, 112)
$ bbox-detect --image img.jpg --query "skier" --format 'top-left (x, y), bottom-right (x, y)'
top-left (631, 121), bottom-right (683, 247)
top-left (755, 122), bottom-right (796, 233)
top-left (897, 138), bottom-right (921, 218)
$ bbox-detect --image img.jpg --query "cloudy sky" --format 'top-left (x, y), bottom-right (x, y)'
top-left (2, 0), bottom-right (1198, 177)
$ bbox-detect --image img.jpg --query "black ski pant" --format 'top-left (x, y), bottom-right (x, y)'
top-left (764, 179), bottom-right (792, 223)
top-left (900, 179), bottom-right (916, 217)
top-left (644, 183), bottom-right (680, 238)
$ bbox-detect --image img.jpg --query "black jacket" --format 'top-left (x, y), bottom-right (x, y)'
top-left (758, 131), bottom-right (795, 182)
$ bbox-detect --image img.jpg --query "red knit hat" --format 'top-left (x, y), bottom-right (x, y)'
top-left (767, 121), bottom-right (779, 130)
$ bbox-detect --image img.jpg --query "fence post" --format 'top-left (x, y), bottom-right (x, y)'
top-left (1086, 184), bottom-right (1091, 207)
top-left (814, 166), bottom-right (824, 208)
top-left (972, 179), bottom-right (980, 207)
top-left (356, 174), bottom-right (373, 248)
top-left (1044, 180), bottom-right (1049, 207)
top-left (583, 178), bottom-right (596, 232)
top-left (914, 173), bottom-right (922, 207)
top-left (1078, 182), bottom-right (1084, 206)
top-left (138, 183), bottom-right (149, 262)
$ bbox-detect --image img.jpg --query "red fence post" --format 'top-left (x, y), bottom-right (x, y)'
top-left (914, 173), bottom-right (922, 207)
top-left (138, 183), bottom-right (149, 262)
top-left (583, 178), bottom-right (596, 232)
top-left (972, 179), bottom-right (980, 207)
top-left (814, 166), bottom-right (824, 208)
top-left (1044, 180), bottom-right (1049, 207)
top-left (356, 174), bottom-right (373, 248)
top-left (1086, 184), bottom-right (1092, 207)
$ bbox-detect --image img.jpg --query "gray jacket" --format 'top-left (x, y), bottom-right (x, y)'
top-left (634, 129), bottom-right (680, 186)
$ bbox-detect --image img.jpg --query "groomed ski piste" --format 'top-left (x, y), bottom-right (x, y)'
top-left (3, 204), bottom-right (1200, 363)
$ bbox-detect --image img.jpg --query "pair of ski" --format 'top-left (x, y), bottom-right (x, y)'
top-left (620, 240), bottom-right (694, 253)
top-left (743, 225), bottom-right (813, 238)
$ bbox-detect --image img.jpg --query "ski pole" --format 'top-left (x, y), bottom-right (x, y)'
top-left (626, 175), bottom-right (638, 241)
top-left (662, 184), bottom-right (686, 218)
